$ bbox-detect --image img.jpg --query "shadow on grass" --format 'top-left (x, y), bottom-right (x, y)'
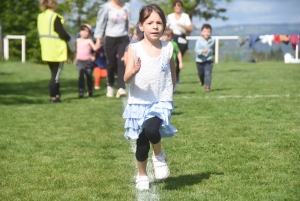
top-left (172, 112), bottom-right (184, 116)
top-left (179, 81), bottom-right (199, 84)
top-left (0, 79), bottom-right (78, 105)
top-left (162, 172), bottom-right (224, 190)
top-left (210, 88), bottom-right (232, 92)
top-left (173, 90), bottom-right (196, 94)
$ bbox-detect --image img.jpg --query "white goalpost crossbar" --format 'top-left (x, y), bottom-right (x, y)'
top-left (3, 35), bottom-right (26, 63)
top-left (186, 36), bottom-right (299, 64)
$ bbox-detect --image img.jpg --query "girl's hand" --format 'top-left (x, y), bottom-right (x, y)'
top-left (132, 57), bottom-right (141, 75)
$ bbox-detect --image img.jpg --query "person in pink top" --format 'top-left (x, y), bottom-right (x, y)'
top-left (76, 24), bottom-right (98, 98)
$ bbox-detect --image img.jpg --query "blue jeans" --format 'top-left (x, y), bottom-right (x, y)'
top-left (196, 61), bottom-right (213, 86)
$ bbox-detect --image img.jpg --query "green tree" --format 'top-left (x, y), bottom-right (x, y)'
top-left (141, 0), bottom-right (232, 23)
top-left (0, 0), bottom-right (40, 61)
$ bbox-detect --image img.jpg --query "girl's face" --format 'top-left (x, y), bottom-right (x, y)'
top-left (201, 28), bottom-right (211, 40)
top-left (139, 11), bottom-right (164, 42)
top-left (79, 27), bottom-right (90, 39)
top-left (174, 2), bottom-right (182, 13)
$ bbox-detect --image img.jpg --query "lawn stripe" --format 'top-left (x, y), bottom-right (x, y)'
top-left (121, 97), bottom-right (160, 201)
top-left (175, 94), bottom-right (300, 99)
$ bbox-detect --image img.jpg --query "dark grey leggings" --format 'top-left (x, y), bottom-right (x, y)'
top-left (104, 35), bottom-right (129, 89)
top-left (76, 60), bottom-right (94, 93)
top-left (196, 61), bottom-right (213, 86)
top-left (136, 117), bottom-right (162, 162)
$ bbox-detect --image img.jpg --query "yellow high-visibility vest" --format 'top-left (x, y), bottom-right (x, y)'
top-left (37, 9), bottom-right (67, 62)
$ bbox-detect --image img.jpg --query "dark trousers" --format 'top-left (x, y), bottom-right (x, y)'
top-left (76, 60), bottom-right (94, 93)
top-left (173, 34), bottom-right (188, 82)
top-left (196, 61), bottom-right (213, 86)
top-left (48, 62), bottom-right (63, 97)
top-left (105, 35), bottom-right (129, 89)
top-left (136, 117), bottom-right (162, 162)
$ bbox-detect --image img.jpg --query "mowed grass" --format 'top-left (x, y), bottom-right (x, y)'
top-left (0, 60), bottom-right (299, 201)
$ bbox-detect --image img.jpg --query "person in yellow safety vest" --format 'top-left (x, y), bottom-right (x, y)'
top-left (37, 0), bottom-right (70, 103)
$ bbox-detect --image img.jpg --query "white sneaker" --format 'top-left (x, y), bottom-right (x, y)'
top-left (152, 150), bottom-right (170, 180)
top-left (116, 88), bottom-right (126, 98)
top-left (94, 86), bottom-right (100, 90)
top-left (135, 175), bottom-right (149, 190)
top-left (106, 86), bottom-right (114, 97)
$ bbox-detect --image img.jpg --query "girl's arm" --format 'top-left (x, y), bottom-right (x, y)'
top-left (89, 39), bottom-right (98, 51)
top-left (177, 51), bottom-right (183, 69)
top-left (170, 57), bottom-right (176, 91)
top-left (124, 46), bottom-right (141, 84)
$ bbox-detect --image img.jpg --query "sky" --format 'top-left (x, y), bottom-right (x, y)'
top-left (129, 0), bottom-right (300, 28)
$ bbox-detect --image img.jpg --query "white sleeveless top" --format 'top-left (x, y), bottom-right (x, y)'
top-left (128, 41), bottom-right (174, 104)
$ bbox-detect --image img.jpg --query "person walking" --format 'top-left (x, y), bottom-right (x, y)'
top-left (37, 0), bottom-right (71, 103)
top-left (123, 4), bottom-right (177, 190)
top-left (94, 0), bottom-right (130, 98)
top-left (167, 0), bottom-right (192, 83)
top-left (76, 24), bottom-right (98, 98)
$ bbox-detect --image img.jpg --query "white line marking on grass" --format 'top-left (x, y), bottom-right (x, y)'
top-left (176, 94), bottom-right (298, 99)
top-left (122, 97), bottom-right (160, 201)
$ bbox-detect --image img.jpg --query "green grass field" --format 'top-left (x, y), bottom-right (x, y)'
top-left (0, 60), bottom-right (299, 201)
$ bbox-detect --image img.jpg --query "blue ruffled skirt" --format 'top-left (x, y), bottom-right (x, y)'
top-left (123, 101), bottom-right (177, 140)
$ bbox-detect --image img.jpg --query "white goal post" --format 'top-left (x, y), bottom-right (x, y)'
top-left (3, 35), bottom-right (26, 63)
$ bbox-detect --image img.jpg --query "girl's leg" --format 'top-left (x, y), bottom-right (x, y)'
top-left (175, 57), bottom-right (180, 83)
top-left (85, 66), bottom-right (94, 95)
top-left (94, 67), bottom-right (101, 88)
top-left (136, 129), bottom-right (150, 176)
top-left (77, 61), bottom-right (86, 96)
top-left (144, 117), bottom-right (170, 180)
top-left (136, 117), bottom-right (162, 176)
top-left (99, 68), bottom-right (107, 87)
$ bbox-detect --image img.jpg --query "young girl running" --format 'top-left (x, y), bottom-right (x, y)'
top-left (123, 4), bottom-right (177, 190)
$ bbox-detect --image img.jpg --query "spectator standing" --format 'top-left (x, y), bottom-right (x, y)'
top-left (37, 0), bottom-right (71, 103)
top-left (94, 0), bottom-right (130, 98)
top-left (167, 0), bottom-right (192, 83)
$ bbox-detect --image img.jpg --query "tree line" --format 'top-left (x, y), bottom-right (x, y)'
top-left (0, 0), bottom-right (231, 62)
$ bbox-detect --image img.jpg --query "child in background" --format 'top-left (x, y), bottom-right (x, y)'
top-left (93, 38), bottom-right (107, 90)
top-left (161, 27), bottom-right (183, 74)
top-left (76, 24), bottom-right (98, 98)
top-left (123, 4), bottom-right (177, 190)
top-left (194, 23), bottom-right (215, 92)
top-left (122, 25), bottom-right (143, 66)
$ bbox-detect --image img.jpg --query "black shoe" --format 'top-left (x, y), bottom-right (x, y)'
top-left (50, 98), bottom-right (62, 103)
top-left (87, 91), bottom-right (93, 97)
top-left (78, 89), bottom-right (84, 98)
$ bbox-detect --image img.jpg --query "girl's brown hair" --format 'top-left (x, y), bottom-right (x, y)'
top-left (39, 0), bottom-right (57, 11)
top-left (138, 4), bottom-right (167, 39)
top-left (173, 0), bottom-right (183, 7)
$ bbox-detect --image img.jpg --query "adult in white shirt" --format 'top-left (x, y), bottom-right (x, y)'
top-left (167, 0), bottom-right (192, 83)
